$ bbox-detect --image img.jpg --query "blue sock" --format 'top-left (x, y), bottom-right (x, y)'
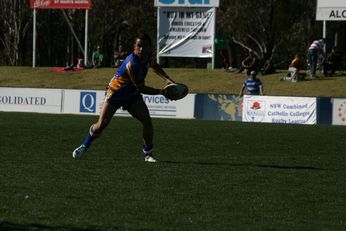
top-left (143, 144), bottom-right (154, 155)
top-left (82, 127), bottom-right (99, 148)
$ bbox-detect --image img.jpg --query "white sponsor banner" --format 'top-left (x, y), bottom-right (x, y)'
top-left (158, 7), bottom-right (215, 57)
top-left (62, 89), bottom-right (196, 119)
top-left (242, 95), bottom-right (317, 124)
top-left (0, 87), bottom-right (62, 113)
top-left (62, 89), bottom-right (104, 115)
top-left (332, 98), bottom-right (346, 125)
top-left (316, 0), bottom-right (346, 21)
top-left (0, 87), bottom-right (195, 119)
top-left (143, 94), bottom-right (195, 118)
top-left (155, 0), bottom-right (219, 8)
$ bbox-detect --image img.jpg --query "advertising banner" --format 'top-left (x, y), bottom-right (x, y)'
top-left (115, 94), bottom-right (195, 118)
top-left (0, 87), bottom-right (62, 113)
top-left (62, 89), bottom-right (196, 119)
top-left (30, 0), bottom-right (92, 9)
top-left (158, 7), bottom-right (215, 57)
top-left (242, 96), bottom-right (317, 124)
top-left (316, 0), bottom-right (346, 21)
top-left (194, 94), bottom-right (242, 121)
top-left (62, 90), bottom-right (105, 115)
top-left (0, 88), bottom-right (195, 119)
top-left (332, 98), bottom-right (346, 125)
top-left (155, 0), bottom-right (219, 7)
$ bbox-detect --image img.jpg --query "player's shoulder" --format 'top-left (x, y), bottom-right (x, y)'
top-left (123, 53), bottom-right (139, 67)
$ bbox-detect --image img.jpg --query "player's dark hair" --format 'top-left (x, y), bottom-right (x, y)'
top-left (136, 32), bottom-right (152, 46)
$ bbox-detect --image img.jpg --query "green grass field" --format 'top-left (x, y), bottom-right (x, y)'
top-left (1, 112), bottom-right (346, 230)
top-left (1, 66), bottom-right (346, 97)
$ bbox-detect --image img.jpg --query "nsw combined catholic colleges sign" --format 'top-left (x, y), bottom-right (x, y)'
top-left (316, 0), bottom-right (346, 21)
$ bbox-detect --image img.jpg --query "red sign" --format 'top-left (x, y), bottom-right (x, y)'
top-left (30, 0), bottom-right (92, 9)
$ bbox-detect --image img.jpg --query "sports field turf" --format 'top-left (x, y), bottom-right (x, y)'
top-left (1, 112), bottom-right (346, 230)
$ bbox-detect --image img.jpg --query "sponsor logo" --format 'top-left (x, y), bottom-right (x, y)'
top-left (337, 100), bottom-right (346, 122)
top-left (157, 0), bottom-right (219, 7)
top-left (143, 95), bottom-right (170, 104)
top-left (246, 100), bottom-right (265, 121)
top-left (0, 96), bottom-right (46, 105)
top-left (80, 92), bottom-right (96, 113)
top-left (250, 101), bottom-right (261, 110)
top-left (159, 0), bottom-right (210, 5)
top-left (33, 0), bottom-right (51, 8)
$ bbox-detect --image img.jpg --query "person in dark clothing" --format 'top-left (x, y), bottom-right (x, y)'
top-left (323, 46), bottom-right (340, 77)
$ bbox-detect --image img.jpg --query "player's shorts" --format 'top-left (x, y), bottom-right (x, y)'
top-left (105, 88), bottom-right (143, 111)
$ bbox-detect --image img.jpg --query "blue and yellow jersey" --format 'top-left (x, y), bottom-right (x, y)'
top-left (107, 52), bottom-right (152, 97)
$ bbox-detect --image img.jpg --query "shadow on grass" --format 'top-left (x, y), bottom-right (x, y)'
top-left (0, 222), bottom-right (158, 231)
top-left (0, 222), bottom-right (103, 231)
top-left (160, 160), bottom-right (327, 171)
top-left (0, 222), bottom-right (156, 231)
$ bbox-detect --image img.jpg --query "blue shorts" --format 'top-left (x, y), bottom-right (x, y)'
top-left (105, 89), bottom-right (143, 111)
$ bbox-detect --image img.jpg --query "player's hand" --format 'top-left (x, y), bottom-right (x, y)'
top-left (160, 88), bottom-right (170, 99)
top-left (165, 78), bottom-right (175, 85)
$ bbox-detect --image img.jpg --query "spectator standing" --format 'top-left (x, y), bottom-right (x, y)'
top-left (239, 70), bottom-right (264, 96)
top-left (307, 38), bottom-right (325, 78)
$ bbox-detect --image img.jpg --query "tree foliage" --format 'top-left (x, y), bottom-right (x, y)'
top-left (217, 0), bottom-right (319, 66)
top-left (0, 0), bottom-right (344, 68)
top-left (0, 0), bottom-right (31, 65)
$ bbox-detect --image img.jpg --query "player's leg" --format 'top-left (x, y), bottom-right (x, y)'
top-left (72, 101), bottom-right (116, 158)
top-left (127, 99), bottom-right (156, 162)
top-left (309, 50), bottom-right (318, 78)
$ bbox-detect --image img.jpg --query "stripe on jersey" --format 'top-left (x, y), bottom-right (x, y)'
top-left (126, 61), bottom-right (139, 90)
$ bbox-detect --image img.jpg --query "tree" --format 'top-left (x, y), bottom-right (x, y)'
top-left (0, 0), bottom-right (31, 66)
top-left (217, 0), bottom-right (317, 68)
top-left (0, 0), bottom-right (344, 68)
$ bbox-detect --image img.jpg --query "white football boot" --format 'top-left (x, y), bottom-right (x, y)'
top-left (72, 144), bottom-right (87, 158)
top-left (144, 155), bottom-right (157, 163)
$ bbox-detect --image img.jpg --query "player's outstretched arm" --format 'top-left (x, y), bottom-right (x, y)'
top-left (137, 83), bottom-right (166, 96)
top-left (150, 60), bottom-right (175, 85)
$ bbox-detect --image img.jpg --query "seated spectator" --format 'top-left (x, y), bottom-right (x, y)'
top-left (76, 58), bottom-right (85, 68)
top-left (92, 45), bottom-right (104, 68)
top-left (112, 45), bottom-right (127, 68)
top-left (281, 54), bottom-right (303, 82)
top-left (323, 46), bottom-right (340, 77)
top-left (261, 57), bottom-right (276, 75)
top-left (238, 50), bottom-right (257, 75)
top-left (75, 50), bottom-right (85, 69)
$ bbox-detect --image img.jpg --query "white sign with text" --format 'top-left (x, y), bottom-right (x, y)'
top-left (157, 7), bottom-right (215, 58)
top-left (0, 87), bottom-right (62, 113)
top-left (316, 0), bottom-right (346, 21)
top-left (62, 89), bottom-right (196, 119)
top-left (242, 95), bottom-right (317, 124)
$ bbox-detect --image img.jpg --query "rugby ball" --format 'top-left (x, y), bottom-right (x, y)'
top-left (163, 83), bottom-right (189, 100)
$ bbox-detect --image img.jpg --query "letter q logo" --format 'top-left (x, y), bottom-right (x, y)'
top-left (80, 92), bottom-right (96, 113)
